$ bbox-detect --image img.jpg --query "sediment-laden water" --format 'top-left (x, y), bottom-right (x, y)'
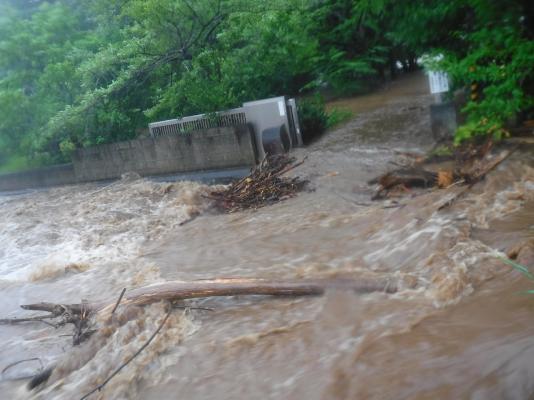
top-left (2, 72), bottom-right (534, 399)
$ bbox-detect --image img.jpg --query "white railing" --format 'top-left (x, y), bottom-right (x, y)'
top-left (149, 108), bottom-right (246, 137)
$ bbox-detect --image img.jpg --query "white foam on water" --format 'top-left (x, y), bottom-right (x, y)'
top-left (0, 178), bottom-right (209, 283)
top-left (0, 177), bottom-right (212, 397)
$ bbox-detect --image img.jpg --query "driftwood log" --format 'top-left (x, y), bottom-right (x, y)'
top-left (16, 278), bottom-right (397, 392)
top-left (21, 278), bottom-right (397, 316)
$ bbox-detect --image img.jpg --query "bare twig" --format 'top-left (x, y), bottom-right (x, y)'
top-left (111, 289), bottom-right (126, 314)
top-left (2, 358), bottom-right (43, 378)
top-left (39, 320), bottom-right (60, 328)
top-left (0, 315), bottom-right (55, 324)
top-left (80, 305), bottom-right (173, 400)
top-left (445, 179), bottom-right (465, 189)
top-left (401, 185), bottom-right (414, 195)
top-left (322, 172), bottom-right (339, 178)
top-left (258, 152), bottom-right (268, 171)
top-left (270, 155), bottom-right (307, 179)
top-left (172, 304), bottom-right (216, 312)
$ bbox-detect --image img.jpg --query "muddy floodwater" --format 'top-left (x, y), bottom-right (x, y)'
top-left (2, 71), bottom-right (534, 399)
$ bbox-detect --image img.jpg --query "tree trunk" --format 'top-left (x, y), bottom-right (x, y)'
top-left (400, 59), bottom-right (409, 73)
top-left (375, 62), bottom-right (385, 81)
top-left (388, 52), bottom-right (398, 80)
top-left (21, 278), bottom-right (398, 316)
top-left (408, 57), bottom-right (418, 72)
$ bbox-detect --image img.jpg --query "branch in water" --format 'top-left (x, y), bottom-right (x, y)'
top-left (20, 277), bottom-right (398, 316)
top-left (0, 315), bottom-right (56, 324)
top-left (111, 288), bottom-right (127, 314)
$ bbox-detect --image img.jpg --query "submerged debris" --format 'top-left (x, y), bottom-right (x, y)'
top-left (205, 154), bottom-right (309, 213)
top-left (369, 142), bottom-right (519, 209)
top-left (368, 168), bottom-right (438, 200)
top-left (437, 148), bottom-right (516, 211)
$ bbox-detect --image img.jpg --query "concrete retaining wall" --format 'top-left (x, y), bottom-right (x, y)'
top-left (0, 123), bottom-right (257, 191)
top-left (72, 123), bottom-right (257, 183)
top-left (430, 100), bottom-right (458, 141)
top-left (0, 164), bottom-right (77, 191)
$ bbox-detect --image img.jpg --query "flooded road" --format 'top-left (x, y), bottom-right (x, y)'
top-left (2, 71), bottom-right (534, 399)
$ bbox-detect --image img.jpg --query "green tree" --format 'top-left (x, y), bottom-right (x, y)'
top-left (48, 1), bottom-right (274, 141)
top-left (302, 0), bottom-right (391, 94)
top-left (3, 0), bottom-right (532, 171)
top-left (434, 0), bottom-right (534, 142)
top-left (365, 0), bottom-right (534, 142)
top-left (0, 1), bottom-right (98, 167)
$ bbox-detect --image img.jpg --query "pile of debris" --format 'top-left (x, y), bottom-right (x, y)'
top-left (368, 142), bottom-right (517, 210)
top-left (205, 155), bottom-right (309, 213)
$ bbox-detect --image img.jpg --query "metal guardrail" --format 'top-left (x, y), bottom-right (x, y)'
top-left (149, 108), bottom-right (246, 138)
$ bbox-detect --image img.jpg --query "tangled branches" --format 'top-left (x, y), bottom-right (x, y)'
top-left (205, 155), bottom-right (309, 212)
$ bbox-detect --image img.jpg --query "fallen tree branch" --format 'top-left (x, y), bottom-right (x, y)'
top-left (438, 148), bottom-right (516, 211)
top-left (18, 277), bottom-right (398, 391)
top-left (18, 303), bottom-right (67, 317)
top-left (21, 277), bottom-right (397, 316)
top-left (80, 304), bottom-right (173, 400)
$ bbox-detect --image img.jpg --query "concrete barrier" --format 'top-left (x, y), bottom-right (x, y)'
top-left (0, 164), bottom-right (77, 191)
top-left (0, 123), bottom-right (258, 192)
top-left (430, 100), bottom-right (458, 141)
top-left (72, 123), bottom-right (257, 183)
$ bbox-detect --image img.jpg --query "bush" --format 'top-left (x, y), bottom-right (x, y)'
top-left (297, 94), bottom-right (328, 142)
top-left (327, 107), bottom-right (353, 127)
top-left (297, 94), bottom-right (355, 142)
top-left (422, 3), bottom-right (534, 144)
top-left (0, 155), bottom-right (28, 173)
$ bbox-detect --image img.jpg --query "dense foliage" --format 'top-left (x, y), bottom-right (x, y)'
top-left (297, 95), bottom-right (329, 142)
top-left (297, 94), bottom-right (353, 142)
top-left (390, 0), bottom-right (534, 143)
top-left (0, 0), bottom-right (533, 170)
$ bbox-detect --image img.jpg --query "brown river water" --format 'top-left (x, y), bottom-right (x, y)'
top-left (2, 71), bottom-right (534, 399)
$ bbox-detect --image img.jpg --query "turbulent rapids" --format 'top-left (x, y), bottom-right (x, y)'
top-left (3, 72), bottom-right (534, 400)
